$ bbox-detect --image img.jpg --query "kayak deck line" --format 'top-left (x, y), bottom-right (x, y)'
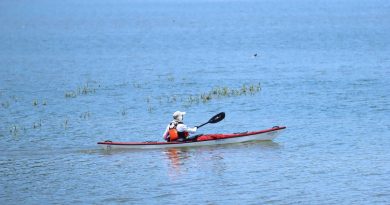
top-left (97, 126), bottom-right (286, 149)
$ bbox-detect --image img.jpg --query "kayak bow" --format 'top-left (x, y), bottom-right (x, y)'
top-left (98, 126), bottom-right (286, 150)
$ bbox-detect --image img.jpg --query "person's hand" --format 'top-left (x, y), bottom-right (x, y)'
top-left (193, 127), bottom-right (197, 132)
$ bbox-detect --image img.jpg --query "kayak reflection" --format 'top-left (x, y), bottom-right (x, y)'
top-left (163, 141), bottom-right (281, 176)
top-left (164, 148), bottom-right (190, 173)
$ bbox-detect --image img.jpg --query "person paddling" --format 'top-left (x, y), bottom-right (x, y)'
top-left (162, 111), bottom-right (197, 142)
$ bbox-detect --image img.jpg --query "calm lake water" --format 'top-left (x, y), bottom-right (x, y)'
top-left (1, 0), bottom-right (389, 204)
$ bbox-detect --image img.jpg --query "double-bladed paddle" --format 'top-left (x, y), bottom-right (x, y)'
top-left (196, 112), bottom-right (225, 129)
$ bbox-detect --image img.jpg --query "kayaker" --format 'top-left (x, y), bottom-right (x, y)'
top-left (162, 111), bottom-right (197, 142)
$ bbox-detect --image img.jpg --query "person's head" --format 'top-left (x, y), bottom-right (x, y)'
top-left (173, 111), bottom-right (186, 122)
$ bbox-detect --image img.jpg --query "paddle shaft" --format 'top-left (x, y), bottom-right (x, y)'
top-left (196, 112), bottom-right (225, 129)
top-left (196, 122), bottom-right (209, 129)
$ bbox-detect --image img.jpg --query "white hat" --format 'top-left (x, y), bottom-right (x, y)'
top-left (173, 111), bottom-right (186, 120)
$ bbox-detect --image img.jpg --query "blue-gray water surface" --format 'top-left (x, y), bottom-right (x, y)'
top-left (1, 0), bottom-right (389, 204)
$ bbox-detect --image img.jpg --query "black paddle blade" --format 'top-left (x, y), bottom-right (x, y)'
top-left (196, 112), bottom-right (225, 129)
top-left (208, 112), bottom-right (225, 124)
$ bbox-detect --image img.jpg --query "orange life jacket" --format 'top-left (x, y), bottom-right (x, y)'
top-left (168, 122), bottom-right (189, 141)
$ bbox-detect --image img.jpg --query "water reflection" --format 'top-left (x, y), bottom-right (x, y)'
top-left (163, 141), bottom-right (281, 177)
top-left (164, 148), bottom-right (190, 173)
top-left (242, 141), bottom-right (282, 149)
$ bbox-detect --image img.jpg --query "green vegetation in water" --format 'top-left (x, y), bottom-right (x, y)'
top-left (65, 82), bottom-right (99, 98)
top-left (80, 111), bottom-right (91, 119)
top-left (64, 119), bottom-right (69, 129)
top-left (1, 95), bottom-right (19, 109)
top-left (32, 99), bottom-right (47, 106)
top-left (116, 82), bottom-right (130, 87)
top-left (186, 82), bottom-right (261, 104)
top-left (9, 125), bottom-right (22, 137)
top-left (146, 96), bottom-right (154, 113)
top-left (1, 101), bottom-right (10, 109)
top-left (147, 105), bottom-right (154, 113)
top-left (33, 120), bottom-right (42, 129)
top-left (132, 82), bottom-right (143, 89)
top-left (167, 95), bottom-right (177, 103)
top-left (142, 82), bottom-right (261, 110)
top-left (120, 108), bottom-right (128, 116)
top-left (65, 92), bottom-right (77, 98)
top-left (146, 96), bottom-right (151, 103)
top-left (11, 95), bottom-right (18, 102)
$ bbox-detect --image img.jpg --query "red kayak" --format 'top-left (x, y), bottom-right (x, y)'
top-left (98, 126), bottom-right (286, 150)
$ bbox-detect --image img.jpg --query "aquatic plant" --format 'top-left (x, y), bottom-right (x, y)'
top-left (64, 119), bottom-right (69, 129)
top-left (12, 95), bottom-right (18, 101)
top-left (157, 96), bottom-right (164, 105)
top-left (184, 82), bottom-right (261, 106)
top-left (65, 82), bottom-right (98, 98)
top-left (32, 99), bottom-right (48, 106)
top-left (201, 93), bottom-right (212, 102)
top-left (116, 82), bottom-right (130, 87)
top-left (121, 108), bottom-right (127, 116)
top-left (146, 96), bottom-right (155, 112)
top-left (147, 105), bottom-right (154, 113)
top-left (33, 120), bottom-right (42, 129)
top-left (9, 125), bottom-right (20, 137)
top-left (132, 82), bottom-right (142, 89)
top-left (167, 95), bottom-right (177, 103)
top-left (249, 83), bottom-right (261, 94)
top-left (186, 95), bottom-right (200, 104)
top-left (79, 83), bottom-right (96, 95)
top-left (1, 101), bottom-right (10, 109)
top-left (110, 81), bottom-right (262, 113)
top-left (65, 91), bottom-right (77, 98)
top-left (241, 84), bottom-right (248, 94)
top-left (80, 111), bottom-right (91, 119)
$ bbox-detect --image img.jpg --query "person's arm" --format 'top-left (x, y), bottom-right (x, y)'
top-left (177, 124), bottom-right (197, 133)
top-left (162, 124), bottom-right (170, 140)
